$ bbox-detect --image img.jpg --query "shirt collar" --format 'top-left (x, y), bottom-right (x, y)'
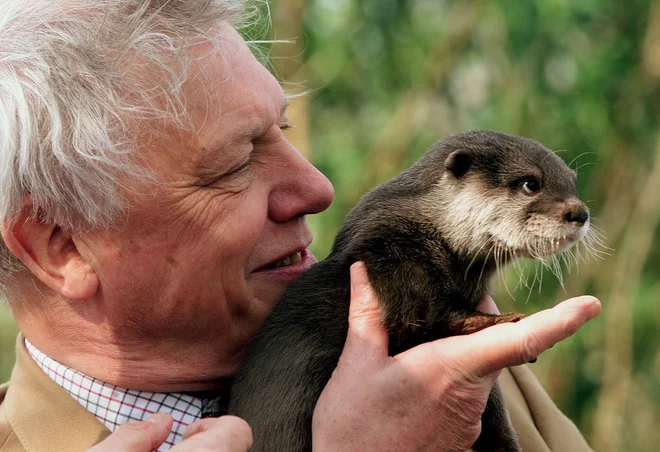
top-left (24, 338), bottom-right (207, 451)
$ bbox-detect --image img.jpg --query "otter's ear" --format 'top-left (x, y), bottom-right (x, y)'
top-left (445, 150), bottom-right (473, 178)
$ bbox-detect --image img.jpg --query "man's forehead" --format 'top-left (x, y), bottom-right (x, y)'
top-left (191, 29), bottom-right (288, 112)
top-left (181, 29), bottom-right (289, 136)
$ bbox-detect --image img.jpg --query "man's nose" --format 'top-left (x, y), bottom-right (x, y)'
top-left (268, 149), bottom-right (334, 223)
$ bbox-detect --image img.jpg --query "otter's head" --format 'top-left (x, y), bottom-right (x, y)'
top-left (428, 130), bottom-right (589, 262)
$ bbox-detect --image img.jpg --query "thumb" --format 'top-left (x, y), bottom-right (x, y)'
top-left (460, 295), bottom-right (601, 377)
top-left (179, 416), bottom-right (253, 450)
top-left (344, 262), bottom-right (389, 356)
top-left (87, 413), bottom-right (172, 452)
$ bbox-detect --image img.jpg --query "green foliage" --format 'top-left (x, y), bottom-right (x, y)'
top-left (0, 307), bottom-right (18, 383)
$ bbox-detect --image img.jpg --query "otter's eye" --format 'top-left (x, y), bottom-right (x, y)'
top-left (522, 178), bottom-right (541, 195)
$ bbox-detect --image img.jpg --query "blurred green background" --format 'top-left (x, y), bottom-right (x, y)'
top-left (2, 0), bottom-right (660, 450)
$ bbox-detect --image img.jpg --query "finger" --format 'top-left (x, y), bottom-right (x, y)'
top-left (448, 296), bottom-right (601, 377)
top-left (476, 295), bottom-right (500, 315)
top-left (344, 262), bottom-right (389, 354)
top-left (87, 413), bottom-right (172, 452)
top-left (178, 416), bottom-right (252, 451)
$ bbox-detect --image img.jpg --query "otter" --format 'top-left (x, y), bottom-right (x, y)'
top-left (228, 130), bottom-right (591, 451)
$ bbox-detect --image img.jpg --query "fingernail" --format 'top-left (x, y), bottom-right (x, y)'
top-left (350, 262), bottom-right (367, 292)
top-left (146, 412), bottom-right (168, 424)
top-left (581, 296), bottom-right (602, 319)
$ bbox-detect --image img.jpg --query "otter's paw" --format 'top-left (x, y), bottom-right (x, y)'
top-left (492, 313), bottom-right (527, 324)
top-left (447, 312), bottom-right (526, 335)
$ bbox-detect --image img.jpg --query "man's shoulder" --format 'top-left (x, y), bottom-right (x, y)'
top-left (0, 381), bottom-right (10, 435)
top-left (0, 381), bottom-right (26, 452)
top-left (501, 366), bottom-right (594, 452)
top-left (1, 338), bottom-right (111, 451)
top-left (0, 381), bottom-right (8, 403)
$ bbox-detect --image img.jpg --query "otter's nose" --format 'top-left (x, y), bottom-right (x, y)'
top-left (564, 204), bottom-right (589, 225)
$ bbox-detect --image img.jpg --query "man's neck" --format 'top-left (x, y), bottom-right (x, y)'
top-left (16, 308), bottom-right (238, 392)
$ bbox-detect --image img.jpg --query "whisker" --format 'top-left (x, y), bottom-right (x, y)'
top-left (499, 246), bottom-right (515, 300)
top-left (580, 241), bottom-right (595, 263)
top-left (465, 241), bottom-right (488, 279)
top-left (524, 260), bottom-right (538, 304)
top-left (560, 249), bottom-right (573, 274)
top-left (513, 250), bottom-right (529, 291)
top-left (542, 150), bottom-right (568, 164)
top-left (477, 244), bottom-right (496, 288)
top-left (567, 151), bottom-right (595, 169)
top-left (574, 162), bottom-right (596, 173)
top-left (567, 248), bottom-right (579, 271)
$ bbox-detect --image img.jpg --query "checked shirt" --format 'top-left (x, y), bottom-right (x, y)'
top-left (25, 339), bottom-right (228, 451)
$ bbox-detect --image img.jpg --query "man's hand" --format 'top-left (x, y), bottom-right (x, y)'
top-left (312, 262), bottom-right (601, 452)
top-left (87, 413), bottom-right (253, 452)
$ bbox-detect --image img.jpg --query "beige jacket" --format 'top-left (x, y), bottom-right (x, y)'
top-left (0, 336), bottom-right (592, 451)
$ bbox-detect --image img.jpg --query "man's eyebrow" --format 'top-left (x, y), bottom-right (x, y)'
top-left (280, 97), bottom-right (290, 117)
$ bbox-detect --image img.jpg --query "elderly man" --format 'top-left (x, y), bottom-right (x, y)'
top-left (0, 1), bottom-right (600, 451)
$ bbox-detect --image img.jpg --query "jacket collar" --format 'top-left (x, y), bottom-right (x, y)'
top-left (4, 335), bottom-right (110, 451)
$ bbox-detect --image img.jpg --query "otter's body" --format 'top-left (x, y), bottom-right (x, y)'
top-left (229, 131), bottom-right (590, 452)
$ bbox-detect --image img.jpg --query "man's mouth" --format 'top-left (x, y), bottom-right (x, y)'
top-left (253, 250), bottom-right (318, 282)
top-left (265, 252), bottom-right (303, 269)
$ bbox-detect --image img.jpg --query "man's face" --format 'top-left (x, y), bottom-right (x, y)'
top-left (79, 24), bottom-right (334, 382)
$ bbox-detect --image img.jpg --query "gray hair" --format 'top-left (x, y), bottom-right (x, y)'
top-left (0, 0), bottom-right (257, 298)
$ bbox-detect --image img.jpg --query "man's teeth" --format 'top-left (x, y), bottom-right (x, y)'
top-left (272, 252), bottom-right (302, 269)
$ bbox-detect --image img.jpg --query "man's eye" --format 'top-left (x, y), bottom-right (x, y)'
top-left (224, 158), bottom-right (253, 178)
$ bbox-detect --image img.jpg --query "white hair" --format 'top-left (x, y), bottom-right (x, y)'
top-left (0, 0), bottom-right (258, 298)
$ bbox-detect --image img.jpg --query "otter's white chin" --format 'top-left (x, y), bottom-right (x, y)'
top-left (521, 226), bottom-right (589, 258)
top-left (515, 241), bottom-right (576, 258)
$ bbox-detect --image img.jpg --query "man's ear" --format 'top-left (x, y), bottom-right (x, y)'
top-left (444, 150), bottom-right (473, 178)
top-left (0, 207), bottom-right (99, 301)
